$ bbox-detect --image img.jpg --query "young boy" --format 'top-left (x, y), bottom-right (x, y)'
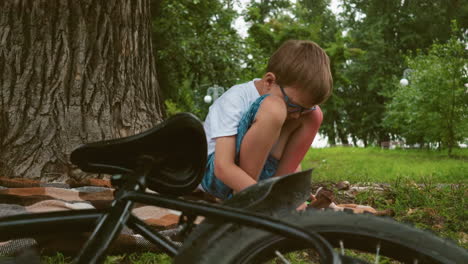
top-left (200, 40), bottom-right (333, 201)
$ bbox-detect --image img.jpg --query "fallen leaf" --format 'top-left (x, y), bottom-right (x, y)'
top-left (458, 232), bottom-right (468, 244)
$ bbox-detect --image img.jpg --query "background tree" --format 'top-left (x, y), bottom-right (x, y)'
top-left (338, 0), bottom-right (468, 146)
top-left (0, 0), bottom-right (163, 181)
top-left (241, 0), bottom-right (361, 146)
top-left (385, 30), bottom-right (467, 155)
top-left (151, 0), bottom-right (245, 118)
top-left (321, 34), bottom-right (364, 146)
top-left (242, 0), bottom-right (337, 78)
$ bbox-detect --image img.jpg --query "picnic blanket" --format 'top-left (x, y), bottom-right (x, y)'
top-left (0, 177), bottom-right (390, 257)
top-left (0, 177), bottom-right (215, 256)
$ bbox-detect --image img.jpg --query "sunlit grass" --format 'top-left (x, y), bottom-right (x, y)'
top-left (302, 147), bottom-right (467, 183)
top-left (39, 147), bottom-right (467, 263)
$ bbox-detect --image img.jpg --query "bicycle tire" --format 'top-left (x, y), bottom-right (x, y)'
top-left (175, 210), bottom-right (468, 264)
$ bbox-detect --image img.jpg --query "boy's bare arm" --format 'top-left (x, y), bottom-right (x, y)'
top-left (275, 107), bottom-right (323, 176)
top-left (214, 96), bottom-right (286, 193)
top-left (239, 96), bottom-right (287, 181)
top-left (214, 136), bottom-right (257, 192)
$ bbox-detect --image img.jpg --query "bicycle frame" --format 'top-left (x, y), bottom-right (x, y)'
top-left (0, 161), bottom-right (341, 264)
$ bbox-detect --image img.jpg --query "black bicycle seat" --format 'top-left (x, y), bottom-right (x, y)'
top-left (70, 113), bottom-right (207, 196)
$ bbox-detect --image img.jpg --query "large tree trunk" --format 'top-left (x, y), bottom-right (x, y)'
top-left (0, 0), bottom-right (164, 181)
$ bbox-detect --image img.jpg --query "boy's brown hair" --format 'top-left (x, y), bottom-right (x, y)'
top-left (267, 40), bottom-right (333, 105)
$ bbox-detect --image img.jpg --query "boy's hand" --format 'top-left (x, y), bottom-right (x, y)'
top-left (296, 201), bottom-right (308, 211)
top-left (296, 193), bottom-right (316, 211)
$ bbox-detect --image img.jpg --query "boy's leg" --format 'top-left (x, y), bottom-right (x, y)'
top-left (239, 99), bottom-right (322, 180)
top-left (240, 105), bottom-right (322, 178)
top-left (272, 107), bottom-right (323, 176)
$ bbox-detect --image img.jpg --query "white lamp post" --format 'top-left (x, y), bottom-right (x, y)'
top-left (400, 68), bottom-right (413, 86)
top-left (204, 95), bottom-right (212, 104)
top-left (399, 78), bottom-right (409, 86)
top-left (204, 85), bottom-right (225, 104)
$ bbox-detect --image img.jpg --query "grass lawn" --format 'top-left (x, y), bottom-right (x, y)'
top-left (33, 147), bottom-right (467, 263)
top-left (302, 147), bottom-right (467, 183)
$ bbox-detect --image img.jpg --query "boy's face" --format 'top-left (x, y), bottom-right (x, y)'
top-left (261, 72), bottom-right (317, 119)
top-left (278, 84), bottom-right (316, 119)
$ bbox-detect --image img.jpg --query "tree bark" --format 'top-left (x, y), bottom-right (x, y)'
top-left (0, 0), bottom-right (164, 181)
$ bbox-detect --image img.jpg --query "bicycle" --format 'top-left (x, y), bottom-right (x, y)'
top-left (0, 113), bottom-right (466, 264)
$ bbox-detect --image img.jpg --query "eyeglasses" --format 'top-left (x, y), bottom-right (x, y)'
top-left (279, 84), bottom-right (317, 113)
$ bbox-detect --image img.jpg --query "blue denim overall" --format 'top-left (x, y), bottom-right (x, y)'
top-left (201, 95), bottom-right (279, 200)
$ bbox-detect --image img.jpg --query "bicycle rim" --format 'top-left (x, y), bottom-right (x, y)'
top-left (176, 210), bottom-right (468, 264)
top-left (238, 230), bottom-right (436, 263)
top-left (236, 211), bottom-right (466, 263)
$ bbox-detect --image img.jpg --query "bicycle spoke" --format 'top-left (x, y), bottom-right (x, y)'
top-left (274, 250), bottom-right (291, 264)
top-left (339, 240), bottom-right (345, 255)
top-left (374, 242), bottom-right (380, 264)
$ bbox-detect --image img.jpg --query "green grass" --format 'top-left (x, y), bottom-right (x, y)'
top-left (39, 252), bottom-right (172, 264)
top-left (354, 183), bottom-right (467, 247)
top-left (302, 147), bottom-right (467, 183)
top-left (38, 147), bottom-right (467, 263)
top-left (302, 147), bottom-right (467, 248)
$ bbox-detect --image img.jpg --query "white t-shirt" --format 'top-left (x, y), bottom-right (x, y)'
top-left (204, 79), bottom-right (261, 155)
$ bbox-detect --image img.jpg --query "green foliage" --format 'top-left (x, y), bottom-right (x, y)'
top-left (385, 28), bottom-right (468, 154)
top-left (239, 0), bottom-right (468, 146)
top-left (164, 99), bottom-right (185, 117)
top-left (334, 0), bottom-right (468, 146)
top-left (151, 0), bottom-right (245, 119)
top-left (163, 80), bottom-right (202, 117)
top-left (150, 0), bottom-right (468, 143)
top-left (41, 252), bottom-right (71, 264)
top-left (242, 0), bottom-right (341, 79)
top-left (124, 252), bottom-right (172, 264)
top-left (241, 0), bottom-right (360, 146)
top-left (321, 32), bottom-right (363, 145)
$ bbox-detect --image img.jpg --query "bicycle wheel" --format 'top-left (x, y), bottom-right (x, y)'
top-left (175, 210), bottom-right (468, 264)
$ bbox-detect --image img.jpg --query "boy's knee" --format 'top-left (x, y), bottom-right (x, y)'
top-left (313, 106), bottom-right (323, 124)
top-left (305, 106), bottom-right (323, 128)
